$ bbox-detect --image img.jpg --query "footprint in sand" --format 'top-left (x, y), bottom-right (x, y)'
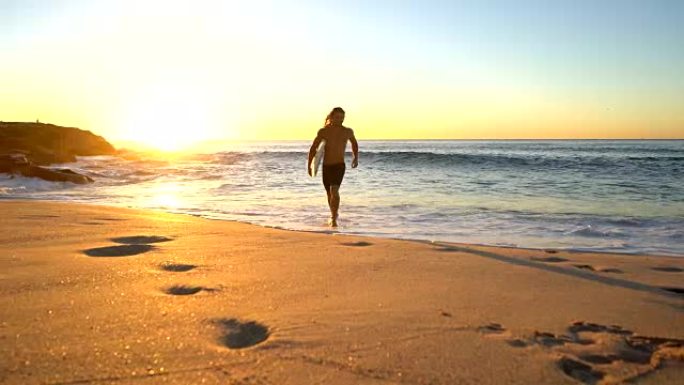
top-left (83, 235), bottom-right (173, 257)
top-left (488, 321), bottom-right (684, 384)
top-left (160, 263), bottom-right (197, 272)
top-left (529, 331), bottom-right (583, 347)
top-left (576, 354), bottom-right (620, 365)
top-left (660, 287), bottom-right (684, 296)
top-left (164, 285), bottom-right (216, 296)
top-left (572, 264), bottom-right (623, 274)
top-left (83, 244), bottom-right (155, 257)
top-left (558, 357), bottom-right (605, 384)
top-left (566, 321), bottom-right (634, 336)
top-left (651, 266), bottom-right (683, 273)
top-left (506, 339), bottom-right (529, 348)
top-left (212, 318), bottom-right (270, 349)
top-left (340, 241), bottom-right (373, 247)
top-left (531, 256), bottom-right (569, 263)
top-left (111, 235), bottom-right (173, 245)
top-left (477, 323), bottom-right (510, 338)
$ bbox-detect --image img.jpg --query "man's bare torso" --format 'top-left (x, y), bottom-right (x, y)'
top-left (318, 126), bottom-right (353, 165)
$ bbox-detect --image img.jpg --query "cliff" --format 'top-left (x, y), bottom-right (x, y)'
top-left (0, 122), bottom-right (116, 165)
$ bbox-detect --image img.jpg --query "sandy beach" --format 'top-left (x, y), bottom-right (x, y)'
top-left (1, 200), bottom-right (682, 384)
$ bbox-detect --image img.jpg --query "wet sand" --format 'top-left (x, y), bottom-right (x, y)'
top-left (1, 200), bottom-right (682, 384)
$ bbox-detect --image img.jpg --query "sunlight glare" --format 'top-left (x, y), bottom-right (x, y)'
top-left (119, 80), bottom-right (226, 151)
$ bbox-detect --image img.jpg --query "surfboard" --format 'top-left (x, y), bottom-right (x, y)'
top-left (310, 139), bottom-right (326, 177)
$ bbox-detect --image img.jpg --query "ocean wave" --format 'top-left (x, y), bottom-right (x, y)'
top-left (0, 174), bottom-right (77, 194)
top-left (564, 225), bottom-right (626, 238)
top-left (627, 156), bottom-right (684, 161)
top-left (361, 152), bottom-right (683, 169)
top-left (207, 150), bottom-right (682, 170)
top-left (604, 217), bottom-right (644, 227)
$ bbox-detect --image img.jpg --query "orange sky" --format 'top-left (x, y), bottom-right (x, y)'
top-left (2, 1), bottom-right (682, 150)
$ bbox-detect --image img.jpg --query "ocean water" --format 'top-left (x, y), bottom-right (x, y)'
top-left (1, 140), bottom-right (683, 256)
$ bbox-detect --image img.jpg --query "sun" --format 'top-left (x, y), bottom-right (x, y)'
top-left (119, 81), bottom-right (223, 151)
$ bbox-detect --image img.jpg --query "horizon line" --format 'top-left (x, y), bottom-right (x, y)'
top-left (174, 138), bottom-right (684, 142)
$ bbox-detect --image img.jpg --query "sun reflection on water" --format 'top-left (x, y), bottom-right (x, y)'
top-left (146, 183), bottom-right (185, 209)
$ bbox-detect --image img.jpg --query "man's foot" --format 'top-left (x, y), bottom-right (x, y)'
top-left (328, 216), bottom-right (338, 227)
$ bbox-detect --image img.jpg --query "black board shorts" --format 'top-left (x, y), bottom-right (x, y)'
top-left (322, 163), bottom-right (346, 189)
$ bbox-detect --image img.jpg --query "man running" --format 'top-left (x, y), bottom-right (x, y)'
top-left (308, 107), bottom-right (359, 227)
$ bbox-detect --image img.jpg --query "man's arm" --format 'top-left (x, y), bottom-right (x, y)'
top-left (349, 129), bottom-right (359, 168)
top-left (308, 129), bottom-right (324, 176)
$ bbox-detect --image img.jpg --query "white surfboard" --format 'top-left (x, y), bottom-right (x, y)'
top-left (310, 139), bottom-right (326, 177)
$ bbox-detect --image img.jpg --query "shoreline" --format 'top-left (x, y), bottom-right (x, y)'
top-left (3, 197), bottom-right (681, 259)
top-left (1, 199), bottom-right (683, 384)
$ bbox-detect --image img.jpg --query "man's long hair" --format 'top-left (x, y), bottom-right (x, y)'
top-left (324, 107), bottom-right (345, 128)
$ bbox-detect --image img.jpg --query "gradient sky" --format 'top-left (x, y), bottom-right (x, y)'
top-left (2, 0), bottom-right (683, 148)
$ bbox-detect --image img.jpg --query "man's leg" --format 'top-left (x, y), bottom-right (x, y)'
top-left (325, 186), bottom-right (332, 208)
top-left (329, 185), bottom-right (340, 226)
top-left (322, 164), bottom-right (344, 227)
top-left (324, 183), bottom-right (335, 225)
